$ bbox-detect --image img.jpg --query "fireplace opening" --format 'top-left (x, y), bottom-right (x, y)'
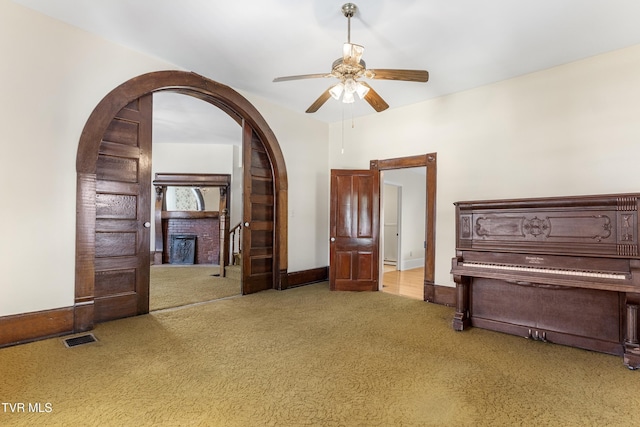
top-left (169, 234), bottom-right (197, 264)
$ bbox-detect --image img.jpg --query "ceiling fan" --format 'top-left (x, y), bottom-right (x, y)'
top-left (273, 3), bottom-right (429, 114)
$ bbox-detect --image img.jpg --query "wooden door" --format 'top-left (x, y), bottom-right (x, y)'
top-left (242, 123), bottom-right (275, 294)
top-left (330, 169), bottom-right (380, 291)
top-left (94, 95), bottom-right (152, 322)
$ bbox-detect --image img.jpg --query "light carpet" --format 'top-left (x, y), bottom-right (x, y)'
top-left (150, 265), bottom-right (240, 311)
top-left (0, 283), bottom-right (639, 426)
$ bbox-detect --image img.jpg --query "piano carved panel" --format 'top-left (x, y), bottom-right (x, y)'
top-left (457, 195), bottom-right (639, 257)
top-left (475, 213), bottom-right (613, 241)
top-left (452, 193), bottom-right (640, 369)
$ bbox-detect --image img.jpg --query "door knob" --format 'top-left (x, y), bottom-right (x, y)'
top-left (244, 222), bottom-right (250, 227)
top-left (330, 237), bottom-right (336, 242)
top-left (143, 222), bottom-right (151, 228)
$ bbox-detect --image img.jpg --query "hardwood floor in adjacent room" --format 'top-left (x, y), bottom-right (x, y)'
top-left (382, 265), bottom-right (424, 300)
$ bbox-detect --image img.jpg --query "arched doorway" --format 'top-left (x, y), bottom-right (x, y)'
top-left (75, 71), bottom-right (288, 332)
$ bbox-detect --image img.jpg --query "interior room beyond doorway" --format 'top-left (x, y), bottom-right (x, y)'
top-left (150, 92), bottom-right (244, 311)
top-left (380, 167), bottom-right (427, 301)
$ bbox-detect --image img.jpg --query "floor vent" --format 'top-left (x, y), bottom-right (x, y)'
top-left (63, 333), bottom-right (97, 348)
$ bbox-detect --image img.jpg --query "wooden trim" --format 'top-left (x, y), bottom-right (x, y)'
top-left (276, 269), bottom-right (289, 290)
top-left (375, 154), bottom-right (432, 170)
top-left (76, 70), bottom-right (288, 327)
top-left (284, 267), bottom-right (329, 289)
top-left (161, 211), bottom-right (220, 220)
top-left (0, 307), bottom-right (74, 348)
top-left (74, 302), bottom-right (94, 332)
top-left (219, 186), bottom-right (230, 277)
top-left (75, 172), bottom-right (96, 331)
top-left (425, 284), bottom-right (456, 307)
top-left (153, 172), bottom-right (231, 187)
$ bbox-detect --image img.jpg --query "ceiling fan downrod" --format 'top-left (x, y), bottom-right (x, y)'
top-left (341, 3), bottom-right (357, 43)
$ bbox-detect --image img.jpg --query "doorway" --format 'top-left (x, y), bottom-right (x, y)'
top-left (75, 71), bottom-right (288, 332)
top-left (327, 154), bottom-right (436, 296)
top-left (149, 92), bottom-right (243, 311)
top-left (380, 168), bottom-right (426, 300)
top-left (373, 154), bottom-right (437, 302)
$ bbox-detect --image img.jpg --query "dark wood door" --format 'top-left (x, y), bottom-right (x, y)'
top-left (330, 169), bottom-right (380, 291)
top-left (94, 95), bottom-right (152, 322)
top-left (242, 123), bottom-right (274, 294)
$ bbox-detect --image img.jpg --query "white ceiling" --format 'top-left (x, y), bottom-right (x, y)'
top-left (13, 0), bottom-right (640, 139)
top-left (151, 92), bottom-right (242, 145)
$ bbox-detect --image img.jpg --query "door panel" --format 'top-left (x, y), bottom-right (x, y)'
top-left (242, 123), bottom-right (275, 294)
top-left (330, 169), bottom-right (380, 291)
top-left (94, 96), bottom-right (152, 322)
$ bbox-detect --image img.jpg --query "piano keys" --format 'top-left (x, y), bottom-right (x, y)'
top-left (451, 193), bottom-right (640, 369)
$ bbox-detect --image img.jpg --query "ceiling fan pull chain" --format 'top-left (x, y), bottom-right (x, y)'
top-left (341, 106), bottom-right (345, 154)
top-left (351, 103), bottom-right (355, 129)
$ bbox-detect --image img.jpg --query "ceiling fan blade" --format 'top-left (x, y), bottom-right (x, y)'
top-left (273, 73), bottom-right (331, 82)
top-left (360, 82), bottom-right (389, 112)
top-left (305, 89), bottom-right (333, 113)
top-left (343, 43), bottom-right (364, 65)
top-left (367, 69), bottom-right (429, 82)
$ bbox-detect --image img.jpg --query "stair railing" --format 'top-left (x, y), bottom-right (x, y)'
top-left (229, 222), bottom-right (242, 265)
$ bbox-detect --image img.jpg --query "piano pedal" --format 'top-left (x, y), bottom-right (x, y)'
top-left (526, 329), bottom-right (547, 342)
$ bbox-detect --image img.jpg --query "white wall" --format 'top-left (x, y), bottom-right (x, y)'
top-left (0, 0), bottom-right (330, 317)
top-left (243, 93), bottom-right (330, 272)
top-left (0, 0), bottom-right (179, 317)
top-left (153, 143), bottom-right (234, 176)
top-left (329, 43), bottom-right (640, 287)
top-left (230, 145), bottom-right (243, 229)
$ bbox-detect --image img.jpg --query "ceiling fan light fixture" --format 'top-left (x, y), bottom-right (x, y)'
top-left (355, 81), bottom-right (369, 99)
top-left (344, 77), bottom-right (357, 94)
top-left (342, 91), bottom-right (355, 104)
top-left (329, 83), bottom-right (345, 100)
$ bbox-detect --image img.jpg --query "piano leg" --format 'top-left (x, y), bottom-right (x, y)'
top-left (453, 275), bottom-right (470, 331)
top-left (624, 303), bottom-right (640, 370)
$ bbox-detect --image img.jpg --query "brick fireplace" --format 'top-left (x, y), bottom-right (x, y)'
top-left (162, 213), bottom-right (220, 264)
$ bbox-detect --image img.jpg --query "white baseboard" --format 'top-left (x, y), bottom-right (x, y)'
top-left (399, 258), bottom-right (425, 271)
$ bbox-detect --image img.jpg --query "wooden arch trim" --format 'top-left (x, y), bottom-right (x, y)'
top-left (75, 70), bottom-right (288, 332)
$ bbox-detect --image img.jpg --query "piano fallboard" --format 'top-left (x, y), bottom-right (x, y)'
top-left (451, 251), bottom-right (638, 293)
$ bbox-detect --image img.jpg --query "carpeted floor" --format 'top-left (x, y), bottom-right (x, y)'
top-left (1, 283), bottom-right (639, 426)
top-left (150, 265), bottom-right (240, 311)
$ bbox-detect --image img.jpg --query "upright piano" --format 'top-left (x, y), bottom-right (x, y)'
top-left (451, 193), bottom-right (640, 369)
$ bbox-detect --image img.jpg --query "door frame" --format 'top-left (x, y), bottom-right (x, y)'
top-left (370, 153), bottom-right (437, 300)
top-left (75, 70), bottom-right (288, 332)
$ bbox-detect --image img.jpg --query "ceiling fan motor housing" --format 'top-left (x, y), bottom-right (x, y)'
top-left (342, 3), bottom-right (357, 18)
top-left (332, 57), bottom-right (366, 80)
